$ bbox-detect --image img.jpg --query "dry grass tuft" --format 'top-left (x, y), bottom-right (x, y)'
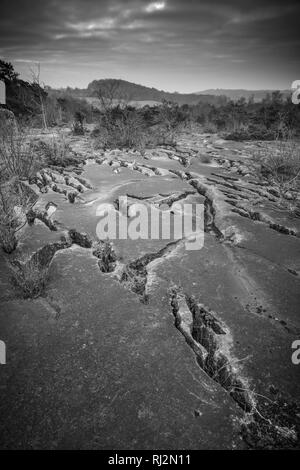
top-left (0, 123), bottom-right (39, 181)
top-left (93, 240), bottom-right (117, 273)
top-left (254, 136), bottom-right (300, 204)
top-left (9, 258), bottom-right (49, 298)
top-left (34, 133), bottom-right (71, 166)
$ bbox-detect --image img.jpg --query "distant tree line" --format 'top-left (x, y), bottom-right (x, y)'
top-left (181, 92), bottom-right (300, 139)
top-left (1, 61), bottom-right (299, 139)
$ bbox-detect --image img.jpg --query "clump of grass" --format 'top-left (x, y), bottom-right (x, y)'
top-left (72, 111), bottom-right (85, 135)
top-left (254, 136), bottom-right (300, 201)
top-left (0, 109), bottom-right (16, 133)
top-left (93, 240), bottom-right (117, 273)
top-left (72, 121), bottom-right (85, 135)
top-left (0, 122), bottom-right (39, 181)
top-left (0, 185), bottom-right (17, 254)
top-left (34, 133), bottom-right (72, 167)
top-left (120, 265), bottom-right (149, 303)
top-left (0, 180), bottom-right (29, 254)
top-left (0, 177), bottom-right (37, 254)
top-left (9, 258), bottom-right (49, 299)
top-left (0, 224), bottom-right (17, 254)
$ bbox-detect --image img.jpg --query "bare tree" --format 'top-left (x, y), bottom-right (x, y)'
top-left (95, 80), bottom-right (132, 111)
top-left (29, 63), bottom-right (48, 129)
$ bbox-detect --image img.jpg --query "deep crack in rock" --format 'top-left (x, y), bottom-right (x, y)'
top-left (169, 287), bottom-right (254, 412)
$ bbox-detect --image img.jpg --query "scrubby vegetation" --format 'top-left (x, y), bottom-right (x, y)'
top-left (184, 92), bottom-right (300, 140)
top-left (91, 90), bottom-right (300, 147)
top-left (9, 257), bottom-right (49, 298)
top-left (2, 61), bottom-right (300, 144)
top-left (0, 179), bottom-right (34, 253)
top-left (93, 98), bottom-right (186, 150)
top-left (32, 133), bottom-right (72, 167)
top-left (54, 95), bottom-right (93, 126)
top-left (0, 184), bottom-right (18, 253)
top-left (72, 111), bottom-right (85, 135)
top-left (0, 120), bottom-right (39, 180)
top-left (92, 240), bottom-right (117, 273)
top-left (253, 135), bottom-right (300, 209)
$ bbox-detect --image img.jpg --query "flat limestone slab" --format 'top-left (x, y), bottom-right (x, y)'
top-left (0, 247), bottom-right (243, 449)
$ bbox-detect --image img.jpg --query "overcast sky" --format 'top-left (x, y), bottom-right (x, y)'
top-left (0, 0), bottom-right (299, 92)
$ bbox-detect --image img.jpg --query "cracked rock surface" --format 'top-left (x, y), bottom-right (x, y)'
top-left (0, 130), bottom-right (299, 449)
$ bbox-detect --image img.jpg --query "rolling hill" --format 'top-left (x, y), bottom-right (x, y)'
top-left (86, 79), bottom-right (227, 106)
top-left (48, 80), bottom-right (291, 106)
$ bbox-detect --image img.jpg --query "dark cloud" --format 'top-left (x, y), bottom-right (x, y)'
top-left (0, 0), bottom-right (299, 90)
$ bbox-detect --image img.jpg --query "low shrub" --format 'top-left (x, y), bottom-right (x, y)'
top-left (0, 181), bottom-right (29, 253)
top-left (94, 102), bottom-right (184, 151)
top-left (254, 137), bottom-right (300, 199)
top-left (225, 125), bottom-right (275, 141)
top-left (9, 258), bottom-right (49, 298)
top-left (0, 122), bottom-right (39, 180)
top-left (95, 106), bottom-right (146, 150)
top-left (0, 224), bottom-right (17, 254)
top-left (33, 134), bottom-right (73, 166)
top-left (72, 111), bottom-right (85, 135)
top-left (93, 240), bottom-right (117, 272)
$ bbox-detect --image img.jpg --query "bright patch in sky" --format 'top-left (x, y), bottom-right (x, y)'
top-left (68, 18), bottom-right (116, 32)
top-left (145, 2), bottom-right (166, 13)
